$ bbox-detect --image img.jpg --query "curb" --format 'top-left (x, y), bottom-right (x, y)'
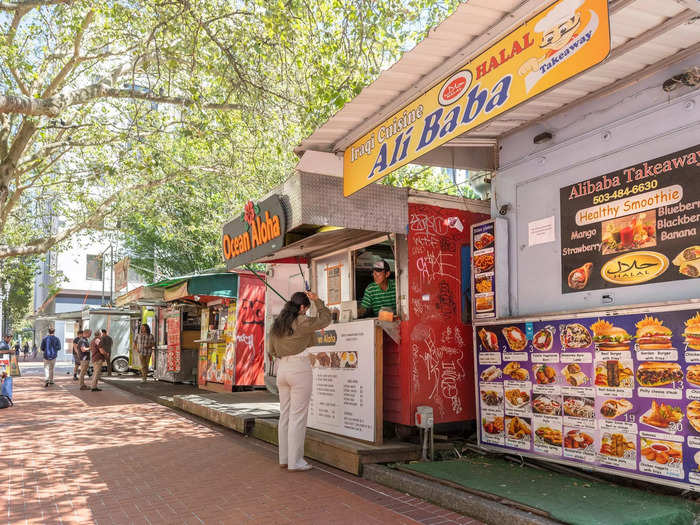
top-left (362, 464), bottom-right (560, 525)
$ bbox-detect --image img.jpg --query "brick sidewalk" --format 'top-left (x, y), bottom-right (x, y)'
top-left (1, 376), bottom-right (482, 525)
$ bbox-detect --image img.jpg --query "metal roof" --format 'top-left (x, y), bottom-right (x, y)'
top-left (296, 0), bottom-right (700, 162)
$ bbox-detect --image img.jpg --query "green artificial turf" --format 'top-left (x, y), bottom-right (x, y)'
top-left (402, 456), bottom-right (698, 525)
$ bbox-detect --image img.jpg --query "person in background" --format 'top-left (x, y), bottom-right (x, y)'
top-left (32, 343), bottom-right (38, 359)
top-left (269, 291), bottom-right (331, 472)
top-left (22, 341), bottom-right (29, 361)
top-left (72, 331), bottom-right (82, 380)
top-left (40, 327), bottom-right (61, 387)
top-left (99, 329), bottom-right (114, 376)
top-left (357, 260), bottom-right (396, 318)
top-left (77, 329), bottom-right (91, 390)
top-left (89, 331), bottom-right (107, 392)
top-left (0, 334), bottom-right (10, 351)
top-left (134, 324), bottom-right (155, 382)
top-left (13, 340), bottom-right (20, 360)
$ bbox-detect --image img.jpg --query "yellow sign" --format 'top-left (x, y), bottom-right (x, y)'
top-left (601, 251), bottom-right (669, 285)
top-left (343, 0), bottom-right (611, 196)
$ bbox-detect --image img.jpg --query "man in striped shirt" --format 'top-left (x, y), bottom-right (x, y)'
top-left (134, 324), bottom-right (156, 382)
top-left (358, 260), bottom-right (396, 317)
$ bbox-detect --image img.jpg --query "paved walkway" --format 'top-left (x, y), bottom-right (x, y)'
top-left (1, 375), bottom-right (482, 525)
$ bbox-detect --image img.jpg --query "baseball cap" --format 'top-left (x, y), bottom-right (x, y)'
top-left (373, 260), bottom-right (390, 272)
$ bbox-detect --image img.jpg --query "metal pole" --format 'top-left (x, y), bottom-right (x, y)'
top-left (243, 265), bottom-right (287, 303)
top-left (110, 245), bottom-right (114, 306)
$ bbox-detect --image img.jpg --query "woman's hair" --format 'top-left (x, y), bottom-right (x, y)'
top-left (271, 292), bottom-right (310, 338)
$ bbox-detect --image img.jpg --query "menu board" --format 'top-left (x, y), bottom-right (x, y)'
top-left (560, 143), bottom-right (700, 293)
top-left (471, 218), bottom-right (509, 320)
top-left (474, 304), bottom-right (700, 489)
top-left (304, 319), bottom-right (377, 443)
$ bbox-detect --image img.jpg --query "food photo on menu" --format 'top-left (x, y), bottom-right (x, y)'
top-left (562, 363), bottom-right (591, 386)
top-left (599, 432), bottom-right (636, 460)
top-left (506, 416), bottom-right (532, 442)
top-left (532, 325), bottom-right (555, 351)
top-left (533, 364), bottom-right (557, 385)
top-left (636, 362), bottom-right (683, 387)
top-left (480, 365), bottom-right (502, 382)
top-left (600, 398), bottom-right (634, 419)
top-left (640, 438), bottom-right (682, 472)
top-left (504, 388), bottom-right (530, 411)
top-left (595, 359), bottom-right (634, 388)
top-left (473, 231), bottom-right (494, 250)
top-left (563, 429), bottom-right (594, 451)
top-left (563, 396), bottom-right (596, 419)
top-left (480, 388), bottom-right (503, 408)
top-left (673, 246), bottom-right (700, 279)
top-left (502, 326), bottom-right (528, 351)
top-left (478, 328), bottom-right (499, 352)
top-left (503, 361), bottom-right (530, 381)
top-left (684, 312), bottom-right (700, 349)
top-left (687, 401), bottom-right (700, 434)
top-left (482, 415), bottom-right (504, 437)
top-left (591, 320), bottom-right (633, 351)
top-left (639, 400), bottom-right (683, 433)
top-left (601, 211), bottom-right (657, 255)
top-left (532, 394), bottom-right (562, 416)
top-left (635, 316), bottom-right (673, 350)
top-left (560, 323), bottom-right (593, 349)
top-left (534, 425), bottom-right (562, 448)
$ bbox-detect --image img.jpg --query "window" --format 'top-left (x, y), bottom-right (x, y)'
top-left (86, 254), bottom-right (103, 280)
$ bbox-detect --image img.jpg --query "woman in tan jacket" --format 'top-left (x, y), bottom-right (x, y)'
top-left (269, 291), bottom-right (331, 471)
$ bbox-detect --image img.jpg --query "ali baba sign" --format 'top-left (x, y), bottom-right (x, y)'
top-left (222, 196), bottom-right (286, 270)
top-left (343, 0), bottom-right (610, 196)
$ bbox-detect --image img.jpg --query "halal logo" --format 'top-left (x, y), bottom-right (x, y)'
top-left (438, 70), bottom-right (473, 106)
top-left (601, 251), bottom-right (669, 285)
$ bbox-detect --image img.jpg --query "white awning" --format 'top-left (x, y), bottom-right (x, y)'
top-left (297, 0), bottom-right (699, 170)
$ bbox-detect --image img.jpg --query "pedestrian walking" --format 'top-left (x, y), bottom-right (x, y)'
top-left (72, 331), bottom-right (82, 380)
top-left (77, 329), bottom-right (91, 390)
top-left (22, 341), bottom-right (29, 361)
top-left (89, 332), bottom-right (108, 392)
top-left (268, 291), bottom-right (331, 471)
top-left (13, 340), bottom-right (20, 359)
top-left (134, 324), bottom-right (155, 382)
top-left (32, 343), bottom-right (37, 359)
top-left (40, 328), bottom-right (61, 387)
top-left (99, 329), bottom-right (113, 376)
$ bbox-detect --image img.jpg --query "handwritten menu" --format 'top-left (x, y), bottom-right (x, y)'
top-left (475, 305), bottom-right (700, 489)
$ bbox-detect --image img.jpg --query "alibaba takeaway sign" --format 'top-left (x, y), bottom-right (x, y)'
top-left (221, 196), bottom-right (286, 270)
top-left (343, 0), bottom-right (611, 196)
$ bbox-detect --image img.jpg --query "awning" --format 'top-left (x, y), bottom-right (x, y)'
top-left (256, 228), bottom-right (388, 263)
top-left (296, 0), bottom-right (699, 169)
top-left (150, 273), bottom-right (239, 302)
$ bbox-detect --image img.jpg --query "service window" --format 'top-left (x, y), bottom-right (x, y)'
top-left (354, 241), bottom-right (396, 316)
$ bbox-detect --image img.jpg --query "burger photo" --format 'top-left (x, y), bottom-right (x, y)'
top-left (683, 312), bottom-right (700, 350)
top-left (635, 316), bottom-right (673, 350)
top-left (590, 320), bottom-right (632, 351)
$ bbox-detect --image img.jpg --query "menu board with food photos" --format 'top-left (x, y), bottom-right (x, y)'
top-left (471, 219), bottom-right (509, 320)
top-left (474, 303), bottom-right (700, 489)
top-left (560, 143), bottom-right (700, 294)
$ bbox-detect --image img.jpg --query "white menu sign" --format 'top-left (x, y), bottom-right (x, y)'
top-left (304, 319), bottom-right (376, 442)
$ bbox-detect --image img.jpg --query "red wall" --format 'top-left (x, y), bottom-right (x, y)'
top-left (385, 203), bottom-right (487, 425)
top-left (234, 274), bottom-right (266, 386)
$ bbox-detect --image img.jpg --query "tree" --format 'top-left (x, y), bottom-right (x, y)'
top-left (1, 1), bottom-right (459, 263)
top-left (113, 0), bottom-right (461, 277)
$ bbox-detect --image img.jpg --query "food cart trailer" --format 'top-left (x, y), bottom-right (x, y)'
top-left (222, 173), bottom-right (489, 443)
top-left (146, 272), bottom-right (265, 389)
top-left (285, 0), bottom-right (700, 490)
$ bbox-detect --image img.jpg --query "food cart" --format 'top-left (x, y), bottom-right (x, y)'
top-left (146, 272), bottom-right (265, 389)
top-left (222, 174), bottom-right (489, 443)
top-left (284, 0), bottom-right (700, 490)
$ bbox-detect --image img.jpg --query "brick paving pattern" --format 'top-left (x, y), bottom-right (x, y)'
top-left (1, 375), bottom-right (483, 524)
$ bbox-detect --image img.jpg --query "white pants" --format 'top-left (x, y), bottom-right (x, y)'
top-left (276, 354), bottom-right (312, 468)
top-left (43, 359), bottom-right (56, 383)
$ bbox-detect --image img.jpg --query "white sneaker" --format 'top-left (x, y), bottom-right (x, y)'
top-left (288, 463), bottom-right (312, 472)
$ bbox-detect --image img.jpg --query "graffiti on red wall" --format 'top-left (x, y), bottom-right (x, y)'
top-left (234, 276), bottom-right (266, 386)
top-left (405, 203), bottom-right (482, 422)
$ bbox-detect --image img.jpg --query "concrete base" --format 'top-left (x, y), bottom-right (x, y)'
top-left (363, 464), bottom-right (558, 525)
top-left (172, 391), bottom-right (280, 434)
